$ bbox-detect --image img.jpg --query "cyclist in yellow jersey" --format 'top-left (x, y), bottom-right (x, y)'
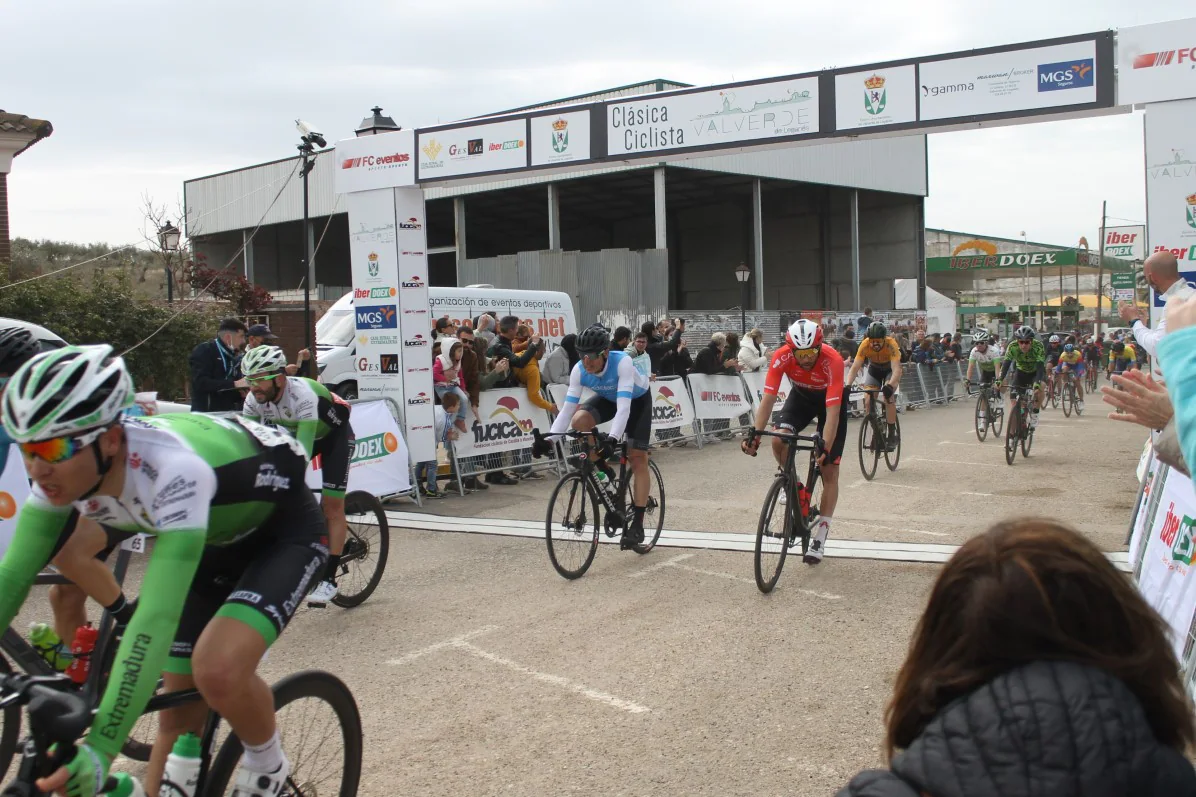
top-left (1054, 343), bottom-right (1086, 412)
top-left (1110, 341), bottom-right (1138, 375)
top-left (844, 322), bottom-right (903, 451)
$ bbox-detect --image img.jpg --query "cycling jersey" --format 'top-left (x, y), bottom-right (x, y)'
top-left (1114, 344), bottom-right (1137, 362)
top-left (1044, 345), bottom-right (1064, 366)
top-left (242, 376), bottom-right (350, 459)
top-left (0, 413), bottom-right (320, 767)
top-left (1003, 338), bottom-right (1046, 374)
top-left (1083, 343), bottom-right (1102, 362)
top-left (550, 350), bottom-right (650, 442)
top-left (968, 346), bottom-right (1000, 372)
top-left (854, 337), bottom-right (901, 366)
top-left (764, 344), bottom-right (845, 407)
top-left (1058, 351), bottom-right (1083, 365)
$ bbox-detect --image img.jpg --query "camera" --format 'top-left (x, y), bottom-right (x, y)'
top-left (295, 120), bottom-right (327, 149)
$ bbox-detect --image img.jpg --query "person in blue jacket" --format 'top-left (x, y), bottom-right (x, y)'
top-left (1159, 295), bottom-right (1196, 473)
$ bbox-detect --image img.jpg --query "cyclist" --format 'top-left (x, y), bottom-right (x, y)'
top-left (741, 319), bottom-right (846, 566)
top-left (964, 329), bottom-right (1000, 392)
top-left (1055, 343), bottom-right (1086, 412)
top-left (535, 324), bottom-right (652, 550)
top-left (996, 326), bottom-right (1046, 429)
top-left (0, 345), bottom-right (327, 797)
top-left (1083, 335), bottom-right (1102, 375)
top-left (1110, 340), bottom-right (1138, 375)
top-left (0, 326), bottom-right (41, 475)
top-left (1043, 334), bottom-right (1064, 396)
top-left (843, 322), bottom-right (902, 452)
top-left (240, 345), bottom-right (353, 606)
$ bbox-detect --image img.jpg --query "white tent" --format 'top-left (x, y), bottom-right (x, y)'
top-left (894, 279), bottom-right (956, 334)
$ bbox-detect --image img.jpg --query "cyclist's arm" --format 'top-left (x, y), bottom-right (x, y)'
top-left (294, 418), bottom-right (319, 460)
top-left (821, 362), bottom-right (845, 448)
top-left (606, 356), bottom-right (640, 441)
top-left (966, 358), bottom-right (976, 382)
top-left (752, 393), bottom-right (777, 431)
top-left (889, 347), bottom-right (903, 385)
top-left (547, 364), bottom-right (583, 437)
top-left (0, 500), bottom-right (70, 632)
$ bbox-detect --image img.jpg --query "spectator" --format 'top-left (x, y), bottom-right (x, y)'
top-left (434, 316), bottom-right (457, 341)
top-left (896, 332), bottom-right (912, 363)
top-left (611, 326), bottom-right (632, 352)
top-left (857, 306), bottom-right (874, 335)
top-left (486, 315), bottom-right (538, 389)
top-left (626, 332), bottom-right (652, 378)
top-left (476, 336), bottom-right (510, 391)
top-left (738, 328), bottom-right (768, 372)
top-left (542, 333), bottom-right (578, 385)
top-left (834, 326), bottom-right (857, 361)
top-left (660, 336), bottom-right (693, 379)
top-left (1160, 295), bottom-right (1196, 475)
top-left (722, 333), bottom-right (743, 373)
top-left (942, 333), bottom-right (962, 363)
top-left (647, 318), bottom-right (684, 374)
top-left (509, 325), bottom-right (555, 414)
top-left (474, 313), bottom-right (497, 347)
top-left (911, 339), bottom-right (938, 367)
top-left (246, 323), bottom-right (308, 376)
top-left (693, 333), bottom-right (728, 375)
top-left (189, 317), bottom-right (248, 412)
top-left (456, 326), bottom-right (483, 425)
top-left (837, 518), bottom-right (1196, 796)
top-left (433, 341), bottom-right (470, 433)
top-left (1101, 369), bottom-right (1187, 475)
top-left (415, 391), bottom-right (460, 499)
top-left (1122, 251), bottom-right (1196, 380)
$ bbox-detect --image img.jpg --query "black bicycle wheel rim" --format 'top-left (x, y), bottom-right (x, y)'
top-left (975, 394), bottom-right (988, 442)
top-left (0, 654), bottom-right (19, 780)
top-left (545, 473), bottom-right (599, 579)
top-left (1061, 380), bottom-right (1072, 417)
top-left (884, 412), bottom-right (901, 471)
top-left (331, 492), bottom-right (390, 608)
top-left (205, 670), bottom-right (363, 797)
top-left (633, 459), bottom-right (666, 554)
top-left (1049, 381), bottom-right (1058, 408)
top-left (1022, 424), bottom-right (1034, 457)
top-left (858, 416), bottom-right (879, 481)
top-left (754, 478), bottom-right (790, 594)
top-left (1005, 407), bottom-right (1019, 465)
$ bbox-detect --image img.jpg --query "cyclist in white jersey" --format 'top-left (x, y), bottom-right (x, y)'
top-left (535, 325), bottom-right (652, 549)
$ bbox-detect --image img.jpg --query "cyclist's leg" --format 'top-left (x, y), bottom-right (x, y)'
top-left (772, 390), bottom-right (810, 468)
top-left (625, 394), bottom-right (652, 511)
top-left (310, 428), bottom-right (353, 600)
top-left (1074, 365), bottom-right (1085, 402)
top-left (816, 394), bottom-right (849, 521)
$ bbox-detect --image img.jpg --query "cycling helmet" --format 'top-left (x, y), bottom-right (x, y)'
top-left (1112, 341), bottom-right (1125, 353)
top-left (240, 345), bottom-right (288, 378)
top-left (1049, 335), bottom-right (1060, 344)
top-left (971, 329), bottom-right (990, 344)
top-left (1, 345), bottom-right (134, 442)
top-left (0, 327), bottom-right (40, 376)
top-left (1064, 343), bottom-right (1074, 352)
top-left (1014, 326), bottom-right (1037, 341)
top-left (575, 324), bottom-right (611, 356)
top-left (785, 319), bottom-right (822, 350)
top-left (866, 322), bottom-right (887, 340)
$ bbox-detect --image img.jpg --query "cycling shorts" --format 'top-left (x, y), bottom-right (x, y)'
top-left (977, 370), bottom-right (996, 386)
top-left (775, 388), bottom-right (849, 465)
top-left (1113, 358), bottom-right (1133, 374)
top-left (314, 423), bottom-right (354, 498)
top-left (166, 479), bottom-right (328, 672)
top-left (579, 393), bottom-right (652, 451)
top-left (862, 363), bottom-right (892, 389)
top-left (1010, 369), bottom-right (1038, 390)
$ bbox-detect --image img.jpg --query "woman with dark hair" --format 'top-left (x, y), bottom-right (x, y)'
top-left (838, 518), bottom-right (1196, 796)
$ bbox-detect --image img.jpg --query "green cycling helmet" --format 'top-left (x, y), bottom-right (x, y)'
top-left (240, 345), bottom-right (289, 378)
top-left (1, 345), bottom-right (134, 442)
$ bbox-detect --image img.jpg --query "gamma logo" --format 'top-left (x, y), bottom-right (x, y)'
top-left (1037, 59), bottom-right (1094, 92)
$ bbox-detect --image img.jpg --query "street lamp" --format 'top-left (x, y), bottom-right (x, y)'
top-left (296, 120), bottom-right (328, 376)
top-left (734, 262), bottom-right (751, 334)
top-left (157, 221), bottom-right (181, 304)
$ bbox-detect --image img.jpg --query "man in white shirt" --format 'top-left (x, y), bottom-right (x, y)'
top-left (1119, 251), bottom-right (1196, 379)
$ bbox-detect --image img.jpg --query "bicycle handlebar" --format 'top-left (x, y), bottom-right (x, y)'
top-left (0, 673), bottom-right (90, 745)
top-left (744, 427), bottom-right (823, 451)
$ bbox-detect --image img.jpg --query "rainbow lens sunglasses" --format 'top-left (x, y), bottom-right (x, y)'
top-left (18, 426), bottom-right (107, 465)
top-left (246, 372), bottom-right (282, 383)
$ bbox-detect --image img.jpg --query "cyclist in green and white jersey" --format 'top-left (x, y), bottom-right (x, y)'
top-left (964, 329), bottom-right (1000, 389)
top-left (0, 345), bottom-right (326, 797)
top-left (995, 325), bottom-right (1047, 429)
top-left (240, 345), bottom-right (353, 606)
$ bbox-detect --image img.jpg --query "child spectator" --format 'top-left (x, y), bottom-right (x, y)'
top-left (414, 391), bottom-right (460, 499)
top-left (433, 341), bottom-right (470, 433)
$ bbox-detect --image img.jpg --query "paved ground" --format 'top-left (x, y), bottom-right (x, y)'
top-left (6, 395), bottom-right (1147, 796)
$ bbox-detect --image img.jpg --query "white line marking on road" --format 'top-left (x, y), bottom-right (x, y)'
top-left (939, 440), bottom-right (979, 446)
top-left (386, 625), bottom-right (500, 666)
top-left (454, 642), bottom-right (651, 714)
top-left (669, 562), bottom-right (843, 600)
top-left (835, 519), bottom-right (949, 538)
top-left (961, 491), bottom-right (994, 497)
top-left (907, 457), bottom-right (1001, 467)
top-left (627, 552), bottom-right (696, 577)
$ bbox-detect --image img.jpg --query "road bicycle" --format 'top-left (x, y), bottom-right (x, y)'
top-left (967, 379), bottom-right (1004, 442)
top-left (1084, 362), bottom-right (1098, 392)
top-left (1058, 368), bottom-right (1084, 418)
top-left (855, 385), bottom-right (900, 481)
top-left (537, 430), bottom-right (665, 580)
top-left (1045, 370), bottom-right (1060, 409)
top-left (331, 490), bottom-right (390, 608)
top-left (1002, 385), bottom-right (1037, 466)
top-left (0, 667), bottom-right (361, 797)
top-left (744, 428), bottom-right (824, 594)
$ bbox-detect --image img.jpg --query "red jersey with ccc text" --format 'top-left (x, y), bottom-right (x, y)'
top-left (764, 344), bottom-right (845, 407)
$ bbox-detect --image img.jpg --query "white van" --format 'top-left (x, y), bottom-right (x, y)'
top-left (315, 286), bottom-right (578, 399)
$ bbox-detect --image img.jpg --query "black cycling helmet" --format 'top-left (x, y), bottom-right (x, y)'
top-left (0, 327), bottom-right (40, 377)
top-left (1112, 341), bottom-right (1125, 353)
top-left (1014, 326), bottom-right (1037, 341)
top-left (866, 322), bottom-right (887, 340)
top-left (575, 324), bottom-right (611, 356)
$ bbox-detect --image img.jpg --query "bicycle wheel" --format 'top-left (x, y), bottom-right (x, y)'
top-left (884, 412), bottom-right (901, 472)
top-left (857, 415), bottom-right (880, 481)
top-left (1086, 368), bottom-right (1097, 392)
top-left (633, 459), bottom-right (666, 555)
top-left (332, 491), bottom-right (390, 608)
top-left (1004, 404), bottom-right (1019, 466)
top-left (1061, 379), bottom-right (1073, 417)
top-left (1021, 422), bottom-right (1034, 458)
top-left (545, 472), bottom-right (600, 579)
top-left (0, 654), bottom-right (18, 780)
top-left (205, 670), bottom-right (362, 797)
top-left (974, 393), bottom-right (988, 442)
top-left (1048, 379), bottom-right (1059, 409)
top-left (753, 477), bottom-right (791, 594)
top-left (989, 392), bottom-right (1004, 436)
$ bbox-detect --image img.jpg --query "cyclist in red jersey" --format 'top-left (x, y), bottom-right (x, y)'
top-left (742, 319), bottom-right (847, 565)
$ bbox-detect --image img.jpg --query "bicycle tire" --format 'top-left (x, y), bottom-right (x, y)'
top-left (1048, 379), bottom-right (1059, 409)
top-left (857, 415), bottom-right (880, 481)
top-left (753, 478), bottom-right (791, 594)
top-left (204, 670), bottom-right (362, 797)
top-left (884, 412), bottom-right (901, 472)
top-left (974, 393), bottom-right (988, 442)
top-left (633, 459), bottom-right (666, 555)
top-left (332, 491), bottom-right (390, 608)
top-left (989, 392), bottom-right (1005, 437)
top-left (1061, 379), bottom-right (1073, 417)
top-left (1005, 404), bottom-right (1019, 466)
top-left (545, 472), bottom-right (599, 579)
top-left (0, 654), bottom-right (19, 780)
top-left (1021, 423), bottom-right (1034, 458)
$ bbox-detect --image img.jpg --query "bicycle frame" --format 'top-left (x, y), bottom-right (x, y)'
top-left (745, 428), bottom-right (822, 523)
top-left (555, 431), bottom-right (633, 522)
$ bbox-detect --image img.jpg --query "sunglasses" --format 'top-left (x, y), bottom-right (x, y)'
top-left (246, 372), bottom-right (282, 383)
top-left (1018, 340), bottom-right (1033, 344)
top-left (582, 351), bottom-right (605, 362)
top-left (793, 347), bottom-right (819, 356)
top-left (19, 426), bottom-right (107, 465)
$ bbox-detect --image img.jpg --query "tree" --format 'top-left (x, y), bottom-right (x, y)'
top-left (185, 253), bottom-right (273, 315)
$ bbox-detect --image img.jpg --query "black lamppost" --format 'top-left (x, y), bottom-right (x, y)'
top-left (734, 262), bottom-right (751, 334)
top-left (157, 221), bottom-right (181, 304)
top-left (296, 120), bottom-right (328, 373)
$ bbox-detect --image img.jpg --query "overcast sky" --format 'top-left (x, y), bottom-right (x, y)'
top-left (2, 0), bottom-right (1183, 250)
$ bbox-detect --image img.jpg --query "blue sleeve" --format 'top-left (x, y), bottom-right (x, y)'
top-left (1158, 326), bottom-right (1196, 472)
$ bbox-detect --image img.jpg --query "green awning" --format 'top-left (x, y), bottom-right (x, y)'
top-left (927, 248), bottom-right (1133, 275)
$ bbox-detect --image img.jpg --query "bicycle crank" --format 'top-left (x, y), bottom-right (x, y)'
top-left (603, 510), bottom-right (627, 537)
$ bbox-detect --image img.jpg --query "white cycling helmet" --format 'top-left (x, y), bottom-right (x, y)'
top-left (785, 318), bottom-right (823, 349)
top-left (1, 345), bottom-right (134, 442)
top-left (972, 329), bottom-right (990, 344)
top-left (1049, 335), bottom-right (1060, 344)
top-left (240, 345), bottom-right (288, 378)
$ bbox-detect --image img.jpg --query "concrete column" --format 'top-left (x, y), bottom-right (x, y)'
top-left (453, 197), bottom-right (467, 272)
top-left (915, 197), bottom-right (927, 311)
top-left (547, 183), bottom-right (561, 250)
top-left (751, 178), bottom-right (764, 310)
top-left (850, 189), bottom-right (861, 312)
top-left (822, 187), bottom-right (833, 309)
top-left (653, 167), bottom-right (667, 250)
top-left (243, 228), bottom-right (255, 282)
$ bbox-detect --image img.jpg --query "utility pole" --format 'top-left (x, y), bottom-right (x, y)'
top-left (1096, 201), bottom-right (1107, 332)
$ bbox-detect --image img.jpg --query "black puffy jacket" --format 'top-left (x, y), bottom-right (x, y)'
top-left (837, 660), bottom-right (1196, 797)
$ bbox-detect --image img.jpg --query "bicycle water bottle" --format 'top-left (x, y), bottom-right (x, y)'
top-left (28, 622), bottom-right (72, 672)
top-left (160, 733), bottom-right (202, 797)
top-left (108, 772), bottom-right (145, 797)
top-left (66, 623), bottom-right (97, 685)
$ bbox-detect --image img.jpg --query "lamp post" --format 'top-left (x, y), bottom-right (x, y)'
top-left (734, 262), bottom-right (751, 334)
top-left (1019, 231), bottom-right (1028, 308)
top-left (296, 120), bottom-right (328, 375)
top-left (157, 221), bottom-right (181, 304)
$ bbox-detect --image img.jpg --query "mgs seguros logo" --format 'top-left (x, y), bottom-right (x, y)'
top-left (354, 304), bottom-right (397, 331)
top-left (1036, 59), bottom-right (1094, 92)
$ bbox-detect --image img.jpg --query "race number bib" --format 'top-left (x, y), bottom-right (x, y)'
top-left (233, 416), bottom-right (306, 458)
top-left (121, 534), bottom-right (148, 553)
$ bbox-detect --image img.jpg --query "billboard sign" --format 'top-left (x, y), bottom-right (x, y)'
top-left (334, 129), bottom-right (416, 194)
top-left (835, 65), bottom-right (917, 131)
top-left (1103, 225), bottom-right (1146, 262)
top-left (530, 110), bottom-right (591, 167)
top-left (417, 118), bottom-right (528, 180)
top-left (1118, 18), bottom-right (1196, 105)
top-left (1144, 98), bottom-right (1196, 307)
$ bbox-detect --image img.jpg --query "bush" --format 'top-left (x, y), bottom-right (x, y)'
top-left (0, 268), bottom-right (219, 401)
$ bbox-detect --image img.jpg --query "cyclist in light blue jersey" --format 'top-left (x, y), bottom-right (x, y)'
top-left (540, 325), bottom-right (652, 549)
